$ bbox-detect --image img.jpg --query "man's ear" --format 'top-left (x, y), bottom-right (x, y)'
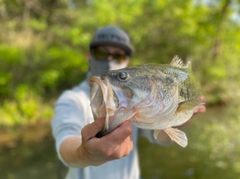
top-left (126, 59), bottom-right (130, 67)
top-left (87, 53), bottom-right (91, 61)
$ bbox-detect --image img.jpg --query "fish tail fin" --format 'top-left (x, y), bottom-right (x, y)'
top-left (164, 127), bottom-right (188, 147)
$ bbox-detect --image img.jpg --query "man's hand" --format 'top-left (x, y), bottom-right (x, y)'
top-left (79, 118), bottom-right (133, 166)
top-left (194, 96), bottom-right (206, 113)
top-left (181, 96), bottom-right (206, 126)
top-left (60, 118), bottom-right (133, 168)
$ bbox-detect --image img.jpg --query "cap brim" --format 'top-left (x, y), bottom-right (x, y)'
top-left (90, 41), bottom-right (133, 56)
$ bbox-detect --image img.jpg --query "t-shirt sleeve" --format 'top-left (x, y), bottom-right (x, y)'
top-left (51, 90), bottom-right (89, 166)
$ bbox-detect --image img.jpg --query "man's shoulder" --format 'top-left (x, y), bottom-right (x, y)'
top-left (72, 80), bottom-right (89, 93)
top-left (57, 80), bottom-right (90, 103)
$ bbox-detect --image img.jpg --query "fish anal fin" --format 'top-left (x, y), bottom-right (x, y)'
top-left (164, 127), bottom-right (188, 147)
top-left (154, 130), bottom-right (172, 145)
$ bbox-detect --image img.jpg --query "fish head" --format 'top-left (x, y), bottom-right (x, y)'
top-left (89, 65), bottom-right (179, 135)
top-left (89, 67), bottom-right (139, 121)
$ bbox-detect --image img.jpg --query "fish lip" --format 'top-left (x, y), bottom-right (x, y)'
top-left (90, 75), bottom-right (131, 135)
top-left (89, 76), bottom-right (103, 84)
top-left (89, 76), bottom-right (119, 123)
top-left (89, 76), bottom-right (114, 104)
top-left (89, 76), bottom-right (104, 105)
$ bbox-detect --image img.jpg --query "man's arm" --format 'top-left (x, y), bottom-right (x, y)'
top-left (60, 118), bottom-right (133, 168)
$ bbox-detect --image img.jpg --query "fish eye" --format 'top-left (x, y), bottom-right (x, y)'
top-left (117, 71), bottom-right (128, 81)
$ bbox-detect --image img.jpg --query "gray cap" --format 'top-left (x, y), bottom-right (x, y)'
top-left (90, 26), bottom-right (134, 56)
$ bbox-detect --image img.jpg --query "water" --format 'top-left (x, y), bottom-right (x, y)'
top-left (0, 107), bottom-right (240, 179)
top-left (138, 107), bottom-right (240, 179)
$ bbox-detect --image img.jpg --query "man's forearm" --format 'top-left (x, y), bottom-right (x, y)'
top-left (60, 137), bottom-right (90, 168)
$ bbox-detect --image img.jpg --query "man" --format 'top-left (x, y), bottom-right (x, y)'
top-left (51, 26), bottom-right (206, 179)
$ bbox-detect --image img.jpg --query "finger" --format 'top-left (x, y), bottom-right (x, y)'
top-left (200, 96), bottom-right (206, 103)
top-left (81, 118), bottom-right (105, 141)
top-left (103, 120), bottom-right (132, 144)
top-left (194, 96), bottom-right (206, 113)
top-left (127, 134), bottom-right (133, 152)
top-left (194, 105), bottom-right (206, 113)
top-left (115, 134), bottom-right (133, 159)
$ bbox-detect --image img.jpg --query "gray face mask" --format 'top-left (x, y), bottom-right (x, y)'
top-left (89, 57), bottom-right (128, 76)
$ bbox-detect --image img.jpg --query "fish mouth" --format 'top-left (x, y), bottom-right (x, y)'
top-left (89, 76), bottom-right (119, 134)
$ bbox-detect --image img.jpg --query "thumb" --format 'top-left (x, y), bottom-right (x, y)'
top-left (81, 118), bottom-right (105, 141)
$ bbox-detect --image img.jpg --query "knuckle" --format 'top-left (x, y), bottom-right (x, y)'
top-left (92, 162), bottom-right (102, 167)
top-left (101, 147), bottom-right (123, 159)
top-left (126, 125), bottom-right (132, 134)
top-left (111, 151), bottom-right (123, 159)
top-left (101, 147), bottom-right (113, 158)
top-left (81, 124), bottom-right (89, 135)
top-left (81, 125), bottom-right (89, 140)
top-left (129, 142), bottom-right (133, 152)
top-left (122, 125), bottom-right (132, 137)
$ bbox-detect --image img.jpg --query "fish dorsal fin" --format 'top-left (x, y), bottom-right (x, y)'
top-left (170, 56), bottom-right (191, 69)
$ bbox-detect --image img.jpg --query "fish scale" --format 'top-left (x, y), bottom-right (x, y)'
top-left (89, 56), bottom-right (204, 147)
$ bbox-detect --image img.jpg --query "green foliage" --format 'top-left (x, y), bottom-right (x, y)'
top-left (1, 1), bottom-right (240, 178)
top-left (0, 45), bottom-right (26, 97)
top-left (0, 0), bottom-right (240, 126)
top-left (0, 85), bottom-right (53, 126)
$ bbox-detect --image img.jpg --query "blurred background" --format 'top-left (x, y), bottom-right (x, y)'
top-left (0, 0), bottom-right (240, 178)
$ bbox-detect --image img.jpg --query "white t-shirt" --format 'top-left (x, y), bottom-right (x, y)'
top-left (51, 80), bottom-right (144, 179)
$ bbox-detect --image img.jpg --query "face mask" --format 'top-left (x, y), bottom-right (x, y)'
top-left (89, 57), bottom-right (128, 76)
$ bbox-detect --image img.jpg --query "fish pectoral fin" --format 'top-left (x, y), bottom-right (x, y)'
top-left (164, 128), bottom-right (188, 148)
top-left (176, 99), bottom-right (203, 114)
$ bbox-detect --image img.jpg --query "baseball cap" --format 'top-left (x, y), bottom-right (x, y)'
top-left (90, 26), bottom-right (134, 56)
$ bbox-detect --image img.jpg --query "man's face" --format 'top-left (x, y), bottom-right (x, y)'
top-left (89, 45), bottom-right (130, 76)
top-left (91, 45), bottom-right (129, 64)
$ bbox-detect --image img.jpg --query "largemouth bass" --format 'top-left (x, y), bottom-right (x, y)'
top-left (89, 56), bottom-right (204, 147)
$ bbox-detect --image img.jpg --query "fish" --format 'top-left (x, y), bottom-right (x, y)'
top-left (89, 56), bottom-right (204, 147)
